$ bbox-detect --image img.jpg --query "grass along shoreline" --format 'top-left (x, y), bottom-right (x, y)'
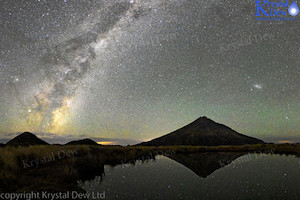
top-left (0, 143), bottom-right (299, 169)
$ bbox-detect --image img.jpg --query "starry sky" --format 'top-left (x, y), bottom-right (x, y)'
top-left (0, 0), bottom-right (299, 144)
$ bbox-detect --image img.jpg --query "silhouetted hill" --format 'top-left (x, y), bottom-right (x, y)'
top-left (66, 138), bottom-right (99, 145)
top-left (6, 132), bottom-right (49, 146)
top-left (139, 116), bottom-right (264, 146)
top-left (0, 143), bottom-right (4, 147)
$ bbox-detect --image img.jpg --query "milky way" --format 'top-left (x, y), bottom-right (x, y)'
top-left (0, 0), bottom-right (299, 143)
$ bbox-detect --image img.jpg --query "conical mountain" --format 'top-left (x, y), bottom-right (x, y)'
top-left (6, 132), bottom-right (49, 146)
top-left (139, 117), bottom-right (264, 146)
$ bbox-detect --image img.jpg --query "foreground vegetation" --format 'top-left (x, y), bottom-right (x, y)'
top-left (0, 143), bottom-right (299, 194)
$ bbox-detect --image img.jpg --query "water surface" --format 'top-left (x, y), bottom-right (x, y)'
top-left (79, 153), bottom-right (300, 200)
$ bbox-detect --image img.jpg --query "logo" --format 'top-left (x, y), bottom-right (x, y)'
top-left (289, 1), bottom-right (300, 16)
top-left (256, 0), bottom-right (299, 20)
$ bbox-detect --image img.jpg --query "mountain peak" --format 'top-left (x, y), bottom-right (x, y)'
top-left (21, 132), bottom-right (36, 136)
top-left (138, 117), bottom-right (264, 146)
top-left (6, 132), bottom-right (49, 146)
top-left (66, 138), bottom-right (99, 145)
top-left (199, 116), bottom-right (208, 119)
top-left (195, 116), bottom-right (213, 122)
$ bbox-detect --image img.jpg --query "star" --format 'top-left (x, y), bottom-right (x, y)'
top-left (253, 84), bottom-right (262, 89)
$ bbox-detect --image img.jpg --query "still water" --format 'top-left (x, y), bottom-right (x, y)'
top-left (79, 153), bottom-right (300, 200)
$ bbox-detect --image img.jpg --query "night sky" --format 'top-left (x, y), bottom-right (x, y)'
top-left (0, 0), bottom-right (299, 144)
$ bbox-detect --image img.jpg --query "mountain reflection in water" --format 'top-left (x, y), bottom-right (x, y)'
top-left (79, 153), bottom-right (300, 200)
top-left (166, 152), bottom-right (247, 178)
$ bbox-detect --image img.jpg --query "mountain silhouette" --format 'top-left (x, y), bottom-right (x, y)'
top-left (66, 138), bottom-right (99, 145)
top-left (6, 132), bottom-right (49, 146)
top-left (139, 116), bottom-right (264, 146)
top-left (0, 143), bottom-right (4, 147)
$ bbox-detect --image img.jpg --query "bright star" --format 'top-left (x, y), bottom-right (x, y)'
top-left (253, 84), bottom-right (262, 89)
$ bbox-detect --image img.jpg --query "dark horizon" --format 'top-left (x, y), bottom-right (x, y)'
top-left (1, 130), bottom-right (300, 146)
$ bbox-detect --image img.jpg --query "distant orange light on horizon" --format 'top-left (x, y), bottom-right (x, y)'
top-left (97, 141), bottom-right (115, 145)
top-left (278, 140), bottom-right (294, 144)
